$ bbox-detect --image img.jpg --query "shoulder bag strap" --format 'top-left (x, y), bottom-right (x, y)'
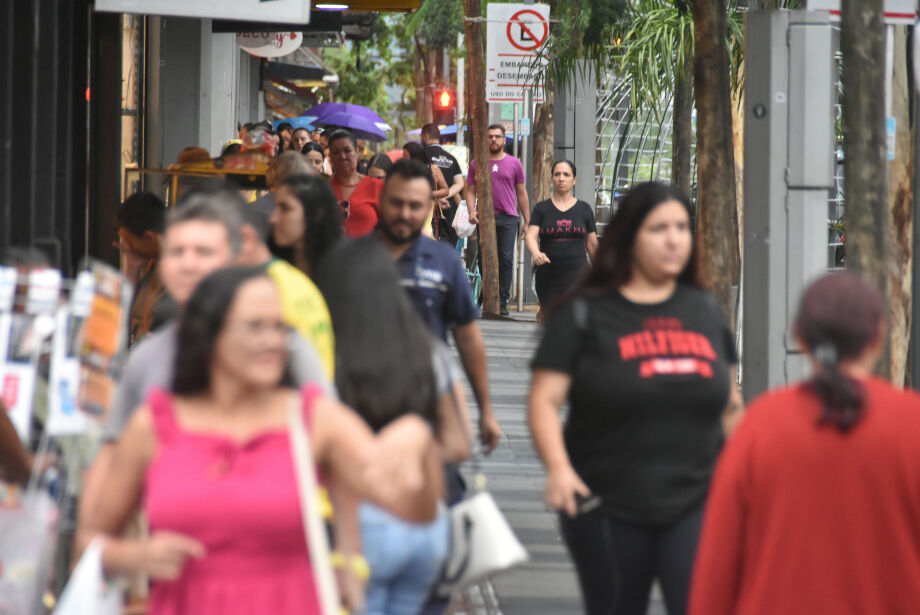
top-left (289, 393), bottom-right (342, 615)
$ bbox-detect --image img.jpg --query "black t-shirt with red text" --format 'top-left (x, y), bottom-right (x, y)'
top-left (532, 284), bottom-right (738, 525)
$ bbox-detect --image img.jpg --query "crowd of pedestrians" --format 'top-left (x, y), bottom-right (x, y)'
top-left (3, 112), bottom-right (920, 615)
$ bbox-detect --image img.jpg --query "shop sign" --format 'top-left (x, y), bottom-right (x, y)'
top-left (237, 32), bottom-right (303, 58)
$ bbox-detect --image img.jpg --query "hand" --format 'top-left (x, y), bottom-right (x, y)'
top-left (519, 226), bottom-right (527, 241)
top-left (437, 197), bottom-right (451, 211)
top-left (479, 412), bottom-right (502, 454)
top-left (335, 560), bottom-right (367, 613)
top-left (140, 531), bottom-right (206, 580)
top-left (545, 465), bottom-right (591, 517)
top-left (469, 209), bottom-right (479, 225)
top-left (532, 252), bottom-right (551, 266)
top-left (367, 415), bottom-right (433, 494)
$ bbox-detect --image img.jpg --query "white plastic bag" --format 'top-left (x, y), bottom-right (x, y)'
top-left (53, 538), bottom-right (121, 615)
top-left (0, 489), bottom-right (57, 615)
top-left (452, 201), bottom-right (477, 239)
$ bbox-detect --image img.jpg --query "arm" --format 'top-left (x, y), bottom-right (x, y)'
top-left (515, 182), bottom-right (530, 227)
top-left (528, 369), bottom-right (590, 517)
top-left (313, 396), bottom-right (442, 523)
top-left (585, 232), bottom-right (598, 261)
top-left (447, 174), bottom-right (466, 201)
top-left (723, 366), bottom-right (745, 437)
top-left (431, 166), bottom-right (450, 201)
top-left (452, 321), bottom-right (501, 452)
top-left (0, 404), bottom-right (31, 483)
top-left (464, 183), bottom-right (478, 225)
top-left (435, 381), bottom-right (473, 464)
top-left (89, 407), bottom-right (206, 579)
top-left (526, 225), bottom-right (550, 267)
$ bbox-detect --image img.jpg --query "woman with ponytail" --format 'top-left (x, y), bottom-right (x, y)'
top-left (690, 272), bottom-right (920, 614)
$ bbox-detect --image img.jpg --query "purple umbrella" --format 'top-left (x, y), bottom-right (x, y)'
top-left (304, 103), bottom-right (390, 129)
top-left (314, 112), bottom-right (388, 142)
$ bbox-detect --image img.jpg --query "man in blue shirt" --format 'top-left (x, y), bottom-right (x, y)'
top-left (373, 159), bottom-right (502, 453)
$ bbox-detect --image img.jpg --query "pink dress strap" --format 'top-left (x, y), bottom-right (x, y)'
top-left (299, 384), bottom-right (324, 432)
top-left (146, 387), bottom-right (179, 442)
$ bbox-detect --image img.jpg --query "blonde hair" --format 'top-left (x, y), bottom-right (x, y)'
top-left (267, 151), bottom-right (313, 187)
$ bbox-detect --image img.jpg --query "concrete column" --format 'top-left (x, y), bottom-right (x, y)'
top-left (198, 22), bottom-right (239, 156)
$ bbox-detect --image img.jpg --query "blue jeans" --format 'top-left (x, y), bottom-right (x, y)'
top-left (494, 213), bottom-right (519, 308)
top-left (360, 503), bottom-right (449, 615)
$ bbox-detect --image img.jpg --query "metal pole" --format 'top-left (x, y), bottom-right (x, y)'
top-left (911, 26), bottom-right (920, 388)
top-left (512, 102), bottom-right (520, 310)
top-left (519, 89), bottom-right (533, 311)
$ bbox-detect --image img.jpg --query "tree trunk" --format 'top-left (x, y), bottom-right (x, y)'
top-left (887, 26), bottom-right (913, 385)
top-left (463, 0), bottom-right (500, 315)
top-left (533, 85), bottom-right (555, 205)
top-left (692, 0), bottom-right (740, 321)
top-left (841, 0), bottom-right (890, 374)
top-left (671, 47), bottom-right (693, 197)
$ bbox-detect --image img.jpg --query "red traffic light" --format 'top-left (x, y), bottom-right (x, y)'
top-left (436, 88), bottom-right (454, 110)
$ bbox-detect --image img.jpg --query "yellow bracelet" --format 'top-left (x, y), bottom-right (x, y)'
top-left (329, 552), bottom-right (371, 581)
top-left (317, 486), bottom-right (334, 520)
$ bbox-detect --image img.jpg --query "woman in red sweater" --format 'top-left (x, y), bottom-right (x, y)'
top-left (690, 272), bottom-right (920, 615)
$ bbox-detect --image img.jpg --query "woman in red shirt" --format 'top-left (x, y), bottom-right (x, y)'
top-left (327, 129), bottom-right (382, 238)
top-left (690, 272), bottom-right (920, 615)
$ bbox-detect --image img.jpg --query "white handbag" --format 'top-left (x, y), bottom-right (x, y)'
top-left (437, 488), bottom-right (528, 594)
top-left (52, 538), bottom-right (121, 615)
top-left (289, 394), bottom-right (343, 615)
top-left (436, 366), bottom-right (528, 594)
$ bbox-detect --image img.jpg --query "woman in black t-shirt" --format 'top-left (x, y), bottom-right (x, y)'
top-left (528, 182), bottom-right (743, 615)
top-left (525, 160), bottom-right (597, 310)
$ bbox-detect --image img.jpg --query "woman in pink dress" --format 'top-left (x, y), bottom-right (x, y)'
top-left (88, 266), bottom-right (441, 614)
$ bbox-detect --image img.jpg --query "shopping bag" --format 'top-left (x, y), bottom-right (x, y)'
top-left (52, 538), bottom-right (121, 615)
top-left (452, 201), bottom-right (477, 239)
top-left (0, 489), bottom-right (58, 615)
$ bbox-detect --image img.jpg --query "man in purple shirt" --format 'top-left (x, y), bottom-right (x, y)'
top-left (465, 124), bottom-right (531, 315)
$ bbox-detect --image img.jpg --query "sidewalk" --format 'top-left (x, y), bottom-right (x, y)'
top-left (448, 315), bottom-right (667, 615)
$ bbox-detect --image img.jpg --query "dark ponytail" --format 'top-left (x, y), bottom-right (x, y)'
top-left (794, 273), bottom-right (883, 432)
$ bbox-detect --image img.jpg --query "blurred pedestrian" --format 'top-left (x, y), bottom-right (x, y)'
top-left (301, 141), bottom-right (326, 176)
top-left (238, 205), bottom-right (336, 380)
top-left (464, 124), bottom-right (530, 316)
top-left (116, 192), bottom-right (175, 344)
top-left (77, 186), bottom-right (331, 554)
top-left (290, 127), bottom-right (311, 153)
top-left (528, 181), bottom-right (742, 615)
top-left (366, 153), bottom-right (392, 181)
top-left (690, 272), bottom-right (920, 615)
top-left (525, 160), bottom-right (597, 316)
top-left (403, 142), bottom-right (450, 238)
top-left (421, 123), bottom-right (465, 246)
top-left (277, 122), bottom-right (294, 152)
top-left (328, 129), bottom-right (382, 238)
top-left (317, 239), bottom-right (472, 615)
top-left (88, 266), bottom-right (441, 615)
top-left (373, 160), bottom-right (501, 456)
top-left (252, 151), bottom-right (313, 220)
top-left (269, 174), bottom-right (344, 279)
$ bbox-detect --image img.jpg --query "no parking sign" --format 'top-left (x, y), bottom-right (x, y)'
top-left (486, 3), bottom-right (550, 103)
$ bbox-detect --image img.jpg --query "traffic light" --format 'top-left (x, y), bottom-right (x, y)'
top-left (433, 87), bottom-right (455, 125)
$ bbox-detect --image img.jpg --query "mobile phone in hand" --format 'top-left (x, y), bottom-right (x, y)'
top-left (575, 493), bottom-right (601, 514)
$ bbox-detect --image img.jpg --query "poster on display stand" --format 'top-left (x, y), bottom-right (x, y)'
top-left (47, 272), bottom-right (96, 436)
top-left (0, 268), bottom-right (62, 443)
top-left (74, 263), bottom-right (132, 423)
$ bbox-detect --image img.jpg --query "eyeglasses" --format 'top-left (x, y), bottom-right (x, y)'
top-left (339, 200), bottom-right (350, 221)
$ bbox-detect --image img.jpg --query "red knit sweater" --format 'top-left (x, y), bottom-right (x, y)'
top-left (690, 377), bottom-right (920, 615)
